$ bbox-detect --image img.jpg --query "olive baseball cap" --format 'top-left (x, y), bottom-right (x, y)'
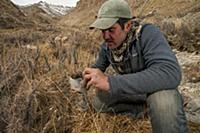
top-left (90, 0), bottom-right (132, 30)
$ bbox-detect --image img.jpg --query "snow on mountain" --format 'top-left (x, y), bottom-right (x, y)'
top-left (36, 1), bottom-right (71, 17)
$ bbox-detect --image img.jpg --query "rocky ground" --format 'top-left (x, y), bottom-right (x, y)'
top-left (175, 49), bottom-right (200, 124)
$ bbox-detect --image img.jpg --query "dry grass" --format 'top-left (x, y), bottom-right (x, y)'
top-left (0, 29), bottom-right (199, 133)
top-left (0, 43), bottom-right (151, 133)
top-left (0, 32), bottom-right (150, 133)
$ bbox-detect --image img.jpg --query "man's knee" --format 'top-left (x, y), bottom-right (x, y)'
top-left (147, 89), bottom-right (188, 133)
top-left (147, 89), bottom-right (181, 114)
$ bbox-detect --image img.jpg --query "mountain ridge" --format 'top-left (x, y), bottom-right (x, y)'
top-left (30, 1), bottom-right (71, 17)
top-left (0, 0), bottom-right (72, 29)
top-left (0, 0), bottom-right (32, 29)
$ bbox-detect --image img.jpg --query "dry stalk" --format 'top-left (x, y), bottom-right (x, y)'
top-left (34, 46), bottom-right (41, 62)
top-left (0, 71), bottom-right (19, 90)
top-left (47, 77), bottom-right (70, 102)
top-left (25, 85), bottom-right (37, 129)
top-left (27, 60), bottom-right (35, 79)
top-left (1, 43), bottom-right (6, 69)
top-left (79, 79), bottom-right (90, 111)
top-left (22, 70), bottom-right (32, 87)
top-left (44, 54), bottom-right (51, 71)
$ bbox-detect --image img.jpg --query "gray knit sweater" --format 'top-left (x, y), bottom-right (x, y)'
top-left (92, 24), bottom-right (182, 98)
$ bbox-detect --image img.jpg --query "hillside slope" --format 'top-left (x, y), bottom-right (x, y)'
top-left (0, 0), bottom-right (69, 46)
top-left (60, 0), bottom-right (200, 52)
top-left (61, 0), bottom-right (196, 27)
top-left (0, 0), bottom-right (33, 29)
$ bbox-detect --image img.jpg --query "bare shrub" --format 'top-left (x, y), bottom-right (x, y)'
top-left (0, 29), bottom-right (44, 46)
top-left (160, 19), bottom-right (176, 36)
top-left (175, 21), bottom-right (195, 51)
top-left (159, 13), bottom-right (200, 52)
top-left (8, 73), bottom-right (74, 133)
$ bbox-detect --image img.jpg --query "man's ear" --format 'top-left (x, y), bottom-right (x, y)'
top-left (124, 20), bottom-right (132, 32)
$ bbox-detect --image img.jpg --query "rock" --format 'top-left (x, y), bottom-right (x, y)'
top-left (185, 98), bottom-right (200, 123)
top-left (69, 77), bottom-right (82, 92)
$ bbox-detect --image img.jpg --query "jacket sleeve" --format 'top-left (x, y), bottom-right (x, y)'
top-left (91, 43), bottom-right (110, 72)
top-left (108, 24), bottom-right (182, 96)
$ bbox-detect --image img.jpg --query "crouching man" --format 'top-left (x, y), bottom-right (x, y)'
top-left (83, 0), bottom-right (188, 132)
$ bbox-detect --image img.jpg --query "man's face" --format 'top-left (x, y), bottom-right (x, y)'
top-left (101, 23), bottom-right (128, 49)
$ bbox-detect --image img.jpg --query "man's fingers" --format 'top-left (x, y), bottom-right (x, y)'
top-left (86, 79), bottom-right (93, 88)
top-left (82, 68), bottom-right (102, 89)
top-left (82, 68), bottom-right (93, 76)
top-left (86, 76), bottom-right (98, 88)
top-left (84, 74), bottom-right (92, 80)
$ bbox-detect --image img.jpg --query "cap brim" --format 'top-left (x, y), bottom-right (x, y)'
top-left (89, 17), bottom-right (118, 30)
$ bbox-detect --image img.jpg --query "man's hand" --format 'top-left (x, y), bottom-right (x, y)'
top-left (82, 68), bottom-right (110, 91)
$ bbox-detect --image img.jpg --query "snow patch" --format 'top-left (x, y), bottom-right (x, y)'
top-left (37, 1), bottom-right (71, 17)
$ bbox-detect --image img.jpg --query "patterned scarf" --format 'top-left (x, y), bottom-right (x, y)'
top-left (110, 19), bottom-right (141, 63)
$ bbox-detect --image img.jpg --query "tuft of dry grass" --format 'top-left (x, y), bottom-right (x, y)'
top-left (0, 28), bottom-right (199, 133)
